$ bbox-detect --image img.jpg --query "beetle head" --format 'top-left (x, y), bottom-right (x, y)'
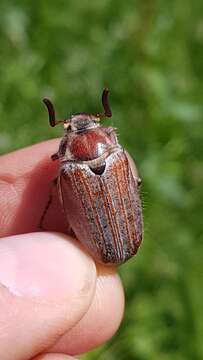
top-left (43, 88), bottom-right (112, 130)
top-left (65, 113), bottom-right (99, 132)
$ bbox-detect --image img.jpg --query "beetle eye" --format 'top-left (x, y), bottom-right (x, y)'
top-left (138, 178), bottom-right (142, 186)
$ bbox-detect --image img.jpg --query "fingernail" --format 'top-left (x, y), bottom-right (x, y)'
top-left (0, 232), bottom-right (96, 303)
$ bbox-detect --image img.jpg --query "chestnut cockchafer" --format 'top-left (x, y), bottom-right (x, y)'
top-left (41, 89), bottom-right (143, 265)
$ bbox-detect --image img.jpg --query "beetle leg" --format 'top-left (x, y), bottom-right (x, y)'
top-left (58, 134), bottom-right (68, 157)
top-left (51, 135), bottom-right (69, 161)
top-left (38, 177), bottom-right (58, 230)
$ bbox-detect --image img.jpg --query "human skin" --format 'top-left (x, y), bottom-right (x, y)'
top-left (0, 139), bottom-right (124, 360)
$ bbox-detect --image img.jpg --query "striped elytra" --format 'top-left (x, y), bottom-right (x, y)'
top-left (42, 89), bottom-right (143, 265)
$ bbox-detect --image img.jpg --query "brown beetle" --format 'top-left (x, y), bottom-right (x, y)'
top-left (42, 89), bottom-right (143, 265)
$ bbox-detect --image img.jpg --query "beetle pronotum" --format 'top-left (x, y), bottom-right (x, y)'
top-left (42, 89), bottom-right (143, 265)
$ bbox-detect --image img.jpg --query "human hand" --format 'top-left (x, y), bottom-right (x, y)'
top-left (0, 139), bottom-right (124, 360)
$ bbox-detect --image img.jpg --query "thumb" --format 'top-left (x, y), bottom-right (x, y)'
top-left (0, 232), bottom-right (96, 360)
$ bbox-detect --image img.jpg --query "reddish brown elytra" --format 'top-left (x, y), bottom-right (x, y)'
top-left (42, 89), bottom-right (143, 265)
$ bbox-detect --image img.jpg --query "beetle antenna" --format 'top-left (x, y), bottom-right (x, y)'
top-left (102, 88), bottom-right (112, 117)
top-left (43, 98), bottom-right (66, 127)
top-left (95, 88), bottom-right (112, 119)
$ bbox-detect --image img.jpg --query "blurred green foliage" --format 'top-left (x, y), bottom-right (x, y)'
top-left (0, 0), bottom-right (203, 359)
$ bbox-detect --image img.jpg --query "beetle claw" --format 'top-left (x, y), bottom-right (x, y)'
top-left (51, 153), bottom-right (59, 161)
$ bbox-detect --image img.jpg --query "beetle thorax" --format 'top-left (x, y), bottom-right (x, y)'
top-left (68, 128), bottom-right (115, 162)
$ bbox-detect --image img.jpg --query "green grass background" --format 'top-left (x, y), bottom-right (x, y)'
top-left (0, 1), bottom-right (203, 359)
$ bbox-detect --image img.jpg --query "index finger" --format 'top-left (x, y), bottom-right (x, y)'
top-left (0, 139), bottom-right (67, 237)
